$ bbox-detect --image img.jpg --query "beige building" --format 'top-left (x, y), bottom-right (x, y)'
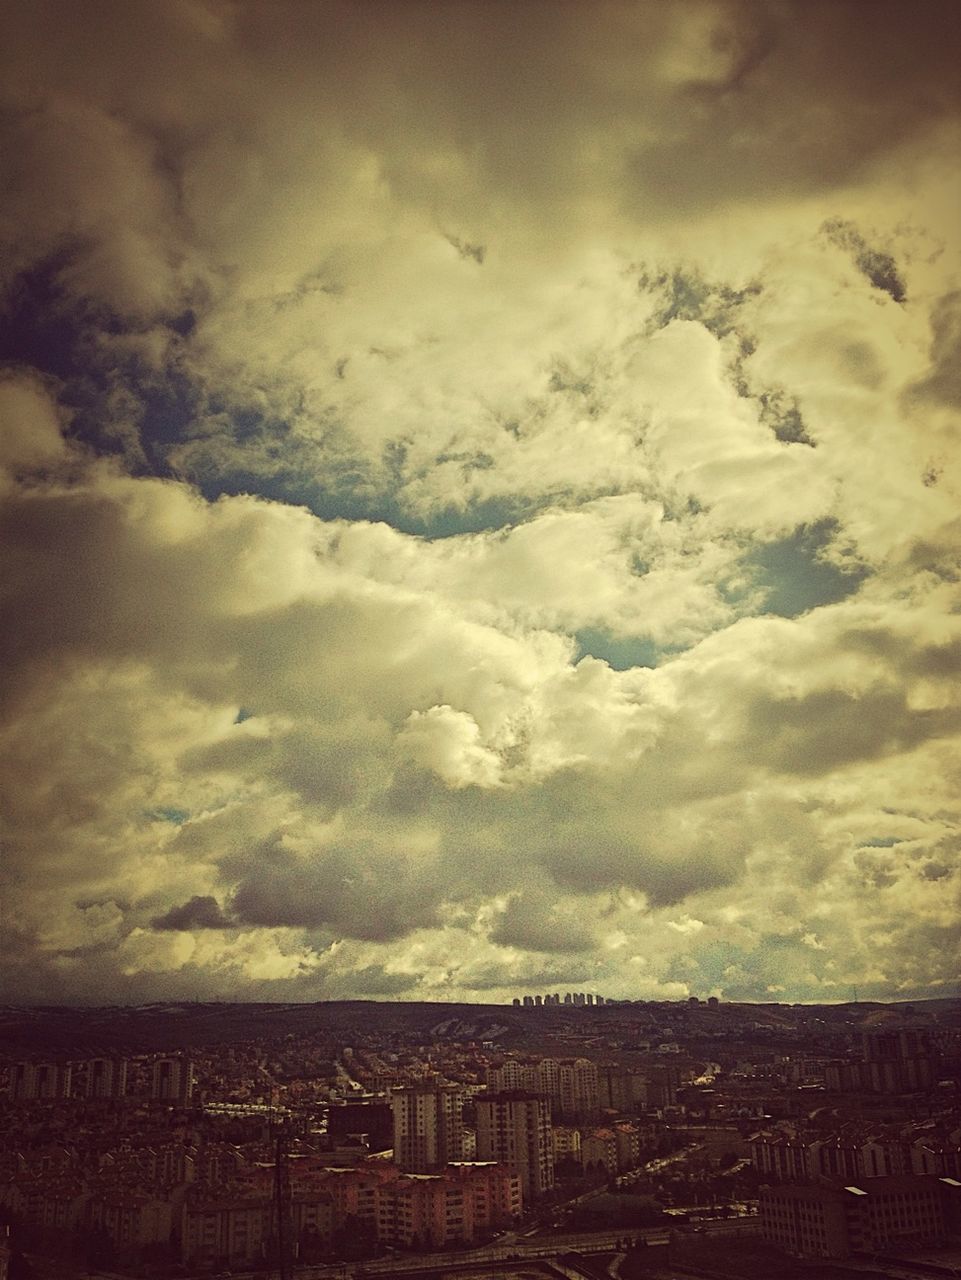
top-left (761, 1175), bottom-right (960, 1259)
top-left (475, 1092), bottom-right (554, 1202)
top-left (582, 1128), bottom-right (619, 1176)
top-left (391, 1082), bottom-right (466, 1172)
top-left (376, 1164), bottom-right (521, 1248)
top-left (556, 1058), bottom-right (599, 1120)
top-left (552, 1125), bottom-right (582, 1164)
top-left (485, 1056), bottom-right (599, 1121)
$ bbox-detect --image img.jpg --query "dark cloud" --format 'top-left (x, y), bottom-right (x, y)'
top-left (643, 267), bottom-right (761, 340)
top-left (487, 888), bottom-right (597, 954)
top-left (444, 234), bottom-right (486, 265)
top-left (228, 840), bottom-right (447, 943)
top-left (822, 218), bottom-right (906, 303)
top-left (151, 895), bottom-right (232, 931)
top-left (754, 389), bottom-right (815, 447)
top-left (744, 686), bottom-right (961, 777)
top-left (906, 291), bottom-right (961, 408)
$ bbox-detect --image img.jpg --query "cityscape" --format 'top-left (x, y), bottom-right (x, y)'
top-left (1, 995), bottom-right (959, 1279)
top-left (3, 3), bottom-right (961, 1280)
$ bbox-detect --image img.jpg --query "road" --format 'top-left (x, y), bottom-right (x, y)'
top-left (291, 1227), bottom-right (670, 1277)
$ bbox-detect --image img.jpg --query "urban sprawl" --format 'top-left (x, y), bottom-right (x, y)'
top-left (0, 996), bottom-right (959, 1280)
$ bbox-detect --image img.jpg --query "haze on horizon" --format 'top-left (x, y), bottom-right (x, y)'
top-left (1, 0), bottom-right (960, 1009)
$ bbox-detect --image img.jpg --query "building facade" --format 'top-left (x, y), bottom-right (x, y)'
top-left (391, 1083), bottom-right (466, 1172)
top-left (761, 1175), bottom-right (961, 1259)
top-left (151, 1056), bottom-right (194, 1103)
top-left (475, 1091), bottom-right (554, 1202)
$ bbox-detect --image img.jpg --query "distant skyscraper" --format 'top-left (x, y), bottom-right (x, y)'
top-left (391, 1082), bottom-right (466, 1172)
top-left (475, 1091), bottom-right (554, 1202)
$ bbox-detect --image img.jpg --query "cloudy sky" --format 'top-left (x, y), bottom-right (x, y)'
top-left (2, 0), bottom-right (960, 1007)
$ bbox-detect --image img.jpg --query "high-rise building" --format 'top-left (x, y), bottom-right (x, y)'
top-left (556, 1057), bottom-right (599, 1120)
top-left (598, 1064), bottom-right (647, 1113)
top-left (151, 1056), bottom-right (194, 1102)
top-left (486, 1055), bottom-right (599, 1121)
top-left (825, 1029), bottom-right (939, 1096)
top-left (9, 1061), bottom-right (72, 1101)
top-left (486, 1058), bottom-right (533, 1093)
top-left (83, 1057), bottom-right (128, 1100)
top-left (475, 1091), bottom-right (554, 1202)
top-left (391, 1083), bottom-right (466, 1172)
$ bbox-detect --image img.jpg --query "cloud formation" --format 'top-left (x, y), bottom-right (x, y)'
top-left (1, 0), bottom-right (959, 1004)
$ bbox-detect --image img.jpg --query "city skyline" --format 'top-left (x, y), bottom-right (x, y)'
top-left (1, 1), bottom-right (960, 1007)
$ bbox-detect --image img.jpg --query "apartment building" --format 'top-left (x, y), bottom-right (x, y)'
top-left (761, 1174), bottom-right (961, 1259)
top-left (475, 1091), bottom-right (554, 1202)
top-left (391, 1082), bottom-right (466, 1172)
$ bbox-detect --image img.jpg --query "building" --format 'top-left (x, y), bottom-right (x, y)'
top-left (760, 1182), bottom-right (852, 1258)
top-left (378, 1164), bottom-right (521, 1248)
top-left (614, 1122), bottom-right (642, 1172)
top-left (182, 1191), bottom-right (271, 1267)
top-left (182, 1185), bottom-right (336, 1268)
top-left (582, 1128), bottom-right (619, 1176)
top-left (486, 1055), bottom-right (599, 1121)
top-left (598, 1064), bottom-right (647, 1113)
top-left (83, 1057), bottom-right (128, 1100)
top-left (9, 1062), bottom-right (72, 1101)
top-left (151, 1056), bottom-right (194, 1103)
top-left (475, 1092), bottom-right (554, 1202)
top-left (751, 1123), bottom-right (961, 1186)
top-left (556, 1058), bottom-right (600, 1120)
top-left (391, 1083), bottom-right (466, 1172)
top-left (86, 1191), bottom-right (174, 1255)
top-left (751, 1130), bottom-right (812, 1182)
top-left (825, 1029), bottom-right (939, 1096)
top-left (760, 1175), bottom-right (961, 1259)
top-left (552, 1125), bottom-right (582, 1165)
top-left (487, 1059), bottom-right (534, 1093)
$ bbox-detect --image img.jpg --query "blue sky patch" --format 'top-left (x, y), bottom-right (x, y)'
top-left (574, 628), bottom-right (661, 670)
top-left (748, 521), bottom-right (868, 618)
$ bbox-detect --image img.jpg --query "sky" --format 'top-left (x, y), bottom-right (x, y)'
top-left (1, 0), bottom-right (960, 1008)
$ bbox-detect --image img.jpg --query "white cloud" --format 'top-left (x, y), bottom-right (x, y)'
top-left (1, 0), bottom-right (960, 1004)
